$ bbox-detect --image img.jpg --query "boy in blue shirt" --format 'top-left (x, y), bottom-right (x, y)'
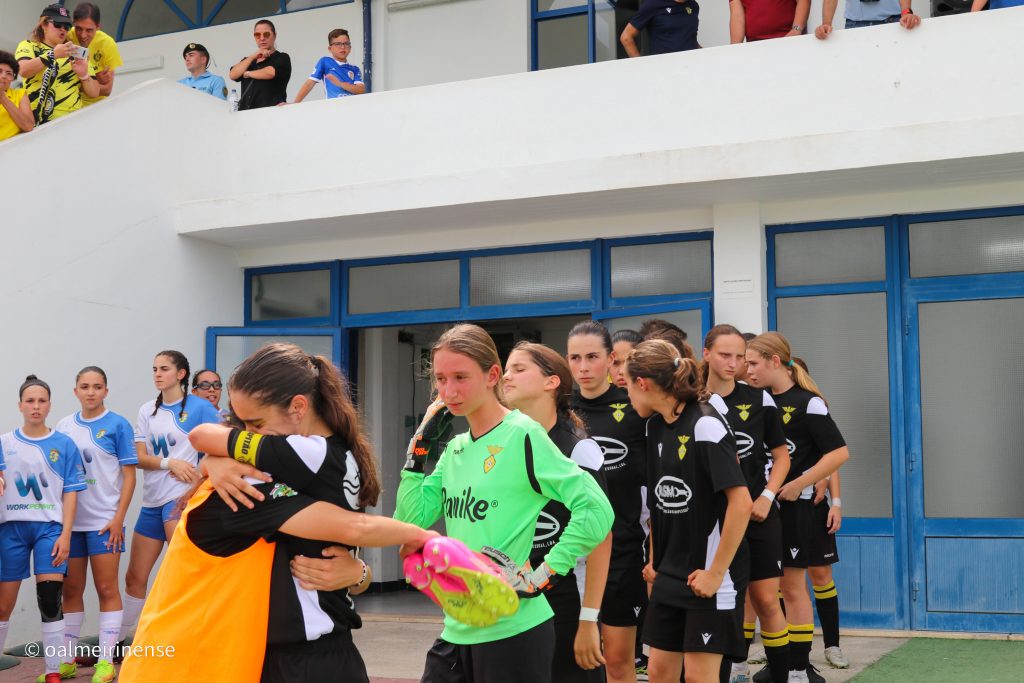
top-left (292, 28), bottom-right (364, 103)
top-left (178, 43), bottom-right (226, 99)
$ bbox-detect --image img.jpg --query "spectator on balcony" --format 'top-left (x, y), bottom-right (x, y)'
top-left (729, 0), bottom-right (810, 43)
top-left (16, 3), bottom-right (100, 125)
top-left (229, 19), bottom-right (291, 110)
top-left (0, 51), bottom-right (34, 141)
top-left (971, 0), bottom-right (1024, 10)
top-left (68, 2), bottom-right (121, 106)
top-left (621, 0), bottom-right (700, 57)
top-left (815, 0), bottom-right (921, 38)
top-left (291, 29), bottom-right (365, 104)
top-left (179, 43), bottom-right (226, 100)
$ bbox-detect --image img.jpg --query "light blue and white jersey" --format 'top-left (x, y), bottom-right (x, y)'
top-left (135, 397), bottom-right (220, 507)
top-left (55, 410), bottom-right (138, 531)
top-left (0, 429), bottom-right (86, 524)
top-left (309, 57), bottom-right (362, 99)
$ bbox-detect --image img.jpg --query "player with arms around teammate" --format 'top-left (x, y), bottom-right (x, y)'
top-left (53, 367), bottom-right (136, 683)
top-left (120, 351), bottom-right (220, 648)
top-left (744, 333), bottom-right (849, 683)
top-left (503, 341), bottom-right (612, 681)
top-left (0, 376), bottom-right (86, 683)
top-left (700, 326), bottom-right (791, 683)
top-left (625, 342), bottom-right (752, 683)
top-left (568, 320), bottom-right (648, 683)
top-left (397, 324), bottom-right (613, 683)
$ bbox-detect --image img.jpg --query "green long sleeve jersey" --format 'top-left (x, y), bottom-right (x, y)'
top-left (396, 409), bottom-right (614, 645)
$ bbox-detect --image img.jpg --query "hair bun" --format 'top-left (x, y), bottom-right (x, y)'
top-left (24, 374), bottom-right (38, 381)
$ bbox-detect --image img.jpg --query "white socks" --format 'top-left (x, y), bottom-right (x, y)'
top-left (41, 619), bottom-right (64, 674)
top-left (62, 611), bottom-right (84, 665)
top-left (98, 610), bottom-right (122, 663)
top-left (0, 621), bottom-right (8, 656)
top-left (119, 594), bottom-right (146, 641)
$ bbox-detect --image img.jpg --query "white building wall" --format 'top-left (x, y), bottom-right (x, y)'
top-left (0, 84), bottom-right (242, 646)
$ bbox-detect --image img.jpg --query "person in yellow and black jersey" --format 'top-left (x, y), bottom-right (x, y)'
top-left (16, 4), bottom-right (99, 125)
top-left (625, 340), bottom-right (753, 683)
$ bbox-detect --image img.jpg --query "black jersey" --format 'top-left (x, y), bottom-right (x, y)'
top-left (773, 386), bottom-right (846, 497)
top-left (709, 383), bottom-right (787, 501)
top-left (188, 432), bottom-right (363, 646)
top-left (646, 401), bottom-right (749, 610)
top-left (572, 385), bottom-right (648, 569)
top-left (531, 418), bottom-right (607, 620)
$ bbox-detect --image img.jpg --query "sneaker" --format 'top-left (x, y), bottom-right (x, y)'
top-left (806, 664), bottom-right (826, 683)
top-left (37, 663), bottom-right (76, 682)
top-left (824, 645), bottom-right (849, 669)
top-left (748, 646), bottom-right (767, 665)
top-left (730, 661), bottom-right (752, 683)
top-left (74, 655), bottom-right (98, 667)
top-left (91, 661), bottom-right (116, 683)
top-left (635, 660), bottom-right (649, 682)
top-left (752, 664), bottom-right (772, 683)
top-left (787, 671), bottom-right (809, 683)
top-left (404, 537), bottom-right (519, 628)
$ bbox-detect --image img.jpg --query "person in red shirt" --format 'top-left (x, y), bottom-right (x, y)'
top-left (729, 0), bottom-right (810, 43)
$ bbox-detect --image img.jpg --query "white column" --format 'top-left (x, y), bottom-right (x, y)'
top-left (712, 203), bottom-right (767, 334)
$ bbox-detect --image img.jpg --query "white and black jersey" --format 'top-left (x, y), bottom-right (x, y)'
top-left (187, 433), bottom-right (363, 646)
top-left (572, 386), bottom-right (648, 570)
top-left (646, 401), bottom-right (749, 610)
top-left (530, 419), bottom-right (607, 620)
top-left (709, 383), bottom-right (788, 503)
top-left (773, 386), bottom-right (846, 499)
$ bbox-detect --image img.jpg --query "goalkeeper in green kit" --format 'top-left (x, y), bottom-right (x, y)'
top-left (396, 324), bottom-right (614, 683)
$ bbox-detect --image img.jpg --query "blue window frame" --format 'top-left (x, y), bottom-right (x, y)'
top-left (530, 0), bottom-right (620, 71)
top-left (244, 261), bottom-right (340, 327)
top-left (205, 326), bottom-right (346, 373)
top-left (113, 0), bottom-right (355, 42)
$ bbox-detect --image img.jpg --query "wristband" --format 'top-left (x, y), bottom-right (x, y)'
top-left (579, 607), bottom-right (600, 623)
top-left (159, 458), bottom-right (170, 470)
top-left (355, 559), bottom-right (369, 587)
top-left (759, 489), bottom-right (776, 503)
top-left (901, 8), bottom-right (913, 14)
top-left (832, 497), bottom-right (842, 508)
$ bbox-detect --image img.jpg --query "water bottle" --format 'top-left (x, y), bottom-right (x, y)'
top-left (228, 89), bottom-right (239, 112)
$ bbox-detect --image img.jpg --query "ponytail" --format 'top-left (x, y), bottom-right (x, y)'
top-left (511, 341), bottom-right (587, 434)
top-left (230, 343), bottom-right (382, 509)
top-left (152, 350), bottom-right (191, 417)
top-left (700, 323), bottom-right (745, 386)
top-left (625, 340), bottom-right (709, 414)
top-left (747, 332), bottom-right (825, 399)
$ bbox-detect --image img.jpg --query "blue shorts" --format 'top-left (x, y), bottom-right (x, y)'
top-left (133, 501), bottom-right (177, 541)
top-left (0, 521), bottom-right (67, 581)
top-left (69, 528), bottom-right (126, 558)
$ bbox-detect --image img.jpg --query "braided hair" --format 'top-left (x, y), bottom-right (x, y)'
top-left (152, 350), bottom-right (190, 418)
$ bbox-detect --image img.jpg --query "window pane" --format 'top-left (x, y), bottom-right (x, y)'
top-left (910, 215), bottom-right (1024, 278)
top-left (470, 250), bottom-right (591, 306)
top-left (537, 1), bottom-right (587, 11)
top-left (920, 298), bottom-right (1024, 518)
top-left (348, 261), bottom-right (460, 314)
top-left (605, 309), bottom-right (703, 345)
top-left (775, 226), bottom-right (886, 287)
top-left (537, 14), bottom-right (588, 70)
top-left (216, 335), bottom-right (335, 376)
top-left (594, 1), bottom-right (618, 63)
top-left (777, 292), bottom-right (892, 518)
top-left (251, 269), bottom-right (331, 321)
top-left (208, 0), bottom-right (282, 26)
top-left (122, 0), bottom-right (189, 39)
top-left (611, 240), bottom-right (712, 298)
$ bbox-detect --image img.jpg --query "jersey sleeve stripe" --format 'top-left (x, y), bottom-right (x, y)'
top-left (694, 415), bottom-right (728, 443)
top-left (284, 434), bottom-right (329, 474)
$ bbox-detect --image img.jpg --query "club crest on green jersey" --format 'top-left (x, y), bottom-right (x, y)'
top-left (610, 403), bottom-right (627, 422)
top-left (782, 407), bottom-right (796, 424)
top-left (484, 445), bottom-right (502, 473)
top-left (736, 404), bottom-right (752, 421)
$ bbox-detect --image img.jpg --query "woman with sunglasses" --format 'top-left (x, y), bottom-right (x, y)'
top-left (15, 3), bottom-right (99, 124)
top-left (229, 18), bottom-right (291, 110)
top-left (191, 369), bottom-right (230, 421)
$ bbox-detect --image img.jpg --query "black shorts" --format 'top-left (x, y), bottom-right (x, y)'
top-left (601, 564), bottom-right (648, 627)
top-left (746, 511), bottom-right (784, 582)
top-left (779, 498), bottom-right (814, 569)
top-left (642, 591), bottom-right (746, 660)
top-left (552, 617), bottom-right (606, 683)
top-left (261, 630), bottom-right (368, 683)
top-left (421, 619), bottom-right (555, 683)
top-left (808, 501), bottom-right (839, 567)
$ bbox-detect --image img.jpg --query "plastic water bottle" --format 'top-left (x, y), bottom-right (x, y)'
top-left (228, 89), bottom-right (239, 112)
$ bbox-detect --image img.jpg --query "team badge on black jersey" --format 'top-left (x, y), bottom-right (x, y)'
top-left (782, 407), bottom-right (796, 424)
top-left (677, 436), bottom-right (689, 459)
top-left (610, 403), bottom-right (627, 422)
top-left (270, 483), bottom-right (297, 499)
top-left (736, 404), bottom-right (751, 421)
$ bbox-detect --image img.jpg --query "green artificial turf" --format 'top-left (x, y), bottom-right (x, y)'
top-left (853, 638), bottom-right (1024, 682)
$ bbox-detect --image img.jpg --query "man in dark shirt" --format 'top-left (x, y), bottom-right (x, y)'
top-left (620, 0), bottom-right (700, 57)
top-left (229, 18), bottom-right (291, 110)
